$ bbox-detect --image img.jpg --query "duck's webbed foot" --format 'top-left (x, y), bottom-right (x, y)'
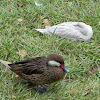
top-left (34, 84), bottom-right (50, 94)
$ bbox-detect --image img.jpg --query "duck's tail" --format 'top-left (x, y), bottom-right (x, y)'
top-left (35, 29), bottom-right (47, 34)
top-left (0, 60), bottom-right (12, 69)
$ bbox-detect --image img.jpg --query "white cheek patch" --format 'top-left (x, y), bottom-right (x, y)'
top-left (48, 60), bottom-right (60, 67)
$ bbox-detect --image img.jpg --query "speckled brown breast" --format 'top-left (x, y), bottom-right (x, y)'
top-left (22, 67), bottom-right (65, 85)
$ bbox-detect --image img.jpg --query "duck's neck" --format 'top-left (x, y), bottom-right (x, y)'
top-left (79, 25), bottom-right (93, 41)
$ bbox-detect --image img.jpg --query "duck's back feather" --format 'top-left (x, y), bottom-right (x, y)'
top-left (8, 57), bottom-right (47, 74)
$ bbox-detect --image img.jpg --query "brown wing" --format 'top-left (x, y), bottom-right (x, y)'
top-left (8, 57), bottom-right (47, 75)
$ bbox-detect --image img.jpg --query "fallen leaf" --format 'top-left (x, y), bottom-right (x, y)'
top-left (83, 92), bottom-right (90, 96)
top-left (85, 88), bottom-right (93, 91)
top-left (32, 55), bottom-right (40, 58)
top-left (18, 18), bottom-right (23, 22)
top-left (89, 42), bottom-right (94, 45)
top-left (17, 2), bottom-right (23, 7)
top-left (43, 19), bottom-right (51, 26)
top-left (8, 94), bottom-right (16, 99)
top-left (35, 1), bottom-right (43, 7)
top-left (83, 88), bottom-right (92, 96)
top-left (67, 2), bottom-right (73, 7)
top-left (71, 89), bottom-right (78, 95)
top-left (18, 26), bottom-right (25, 31)
top-left (40, 16), bottom-right (44, 20)
top-left (33, 17), bottom-right (36, 22)
top-left (89, 67), bottom-right (99, 73)
top-left (16, 75), bottom-right (19, 78)
top-left (99, 22), bottom-right (100, 25)
top-left (3, 67), bottom-right (9, 72)
top-left (19, 49), bottom-right (27, 58)
top-left (7, 7), bottom-right (12, 12)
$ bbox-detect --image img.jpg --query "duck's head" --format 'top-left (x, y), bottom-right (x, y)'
top-left (47, 54), bottom-right (69, 73)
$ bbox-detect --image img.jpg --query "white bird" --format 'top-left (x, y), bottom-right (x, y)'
top-left (36, 22), bottom-right (93, 41)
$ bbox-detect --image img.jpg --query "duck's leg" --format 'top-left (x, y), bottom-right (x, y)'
top-left (34, 84), bottom-right (50, 94)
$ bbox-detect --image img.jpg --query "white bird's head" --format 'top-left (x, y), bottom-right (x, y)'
top-left (47, 54), bottom-right (69, 73)
top-left (77, 22), bottom-right (93, 36)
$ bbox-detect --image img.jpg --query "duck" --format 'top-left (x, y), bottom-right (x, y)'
top-left (36, 22), bottom-right (93, 41)
top-left (0, 54), bottom-right (69, 94)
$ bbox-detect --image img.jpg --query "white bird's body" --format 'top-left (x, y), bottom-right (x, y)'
top-left (36, 22), bottom-right (93, 41)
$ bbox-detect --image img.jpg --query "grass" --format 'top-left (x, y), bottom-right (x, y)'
top-left (0, 0), bottom-right (100, 99)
